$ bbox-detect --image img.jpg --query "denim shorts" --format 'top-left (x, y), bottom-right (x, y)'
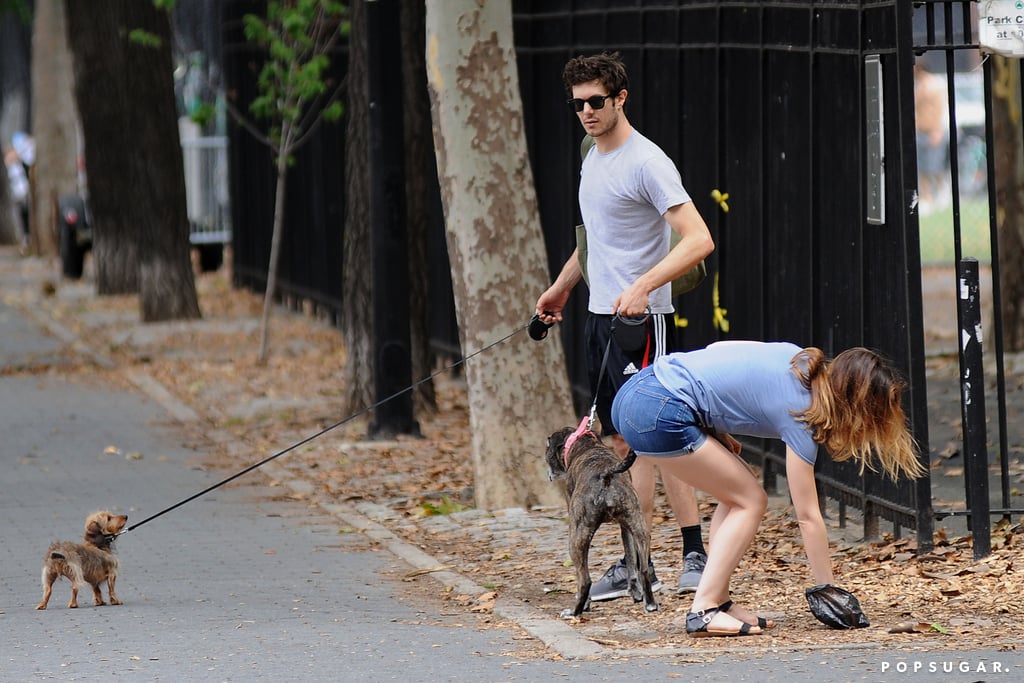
top-left (611, 365), bottom-right (708, 457)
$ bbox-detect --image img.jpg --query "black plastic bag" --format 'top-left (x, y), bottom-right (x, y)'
top-left (805, 584), bottom-right (870, 629)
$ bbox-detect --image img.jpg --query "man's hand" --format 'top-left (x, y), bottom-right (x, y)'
top-left (612, 282), bottom-right (651, 317)
top-left (536, 285), bottom-right (570, 324)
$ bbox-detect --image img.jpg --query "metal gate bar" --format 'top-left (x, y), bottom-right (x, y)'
top-left (914, 1), bottom-right (1022, 548)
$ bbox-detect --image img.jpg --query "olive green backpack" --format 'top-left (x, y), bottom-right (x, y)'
top-left (575, 135), bottom-right (707, 296)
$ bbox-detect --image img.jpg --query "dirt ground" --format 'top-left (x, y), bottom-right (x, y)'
top-left (3, 250), bottom-right (1021, 654)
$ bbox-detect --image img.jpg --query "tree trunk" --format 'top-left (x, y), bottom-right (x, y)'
top-left (258, 125), bottom-right (291, 364)
top-left (1, 10), bottom-right (32, 245)
top-left (30, 0), bottom-right (78, 258)
top-left (64, 0), bottom-right (200, 323)
top-left (0, 163), bottom-right (20, 245)
top-left (993, 56), bottom-right (1024, 351)
top-left (129, 4), bottom-right (201, 322)
top-left (425, 0), bottom-right (572, 510)
top-left (64, 0), bottom-right (140, 294)
top-left (400, 0), bottom-right (437, 414)
top-left (341, 0), bottom-right (374, 413)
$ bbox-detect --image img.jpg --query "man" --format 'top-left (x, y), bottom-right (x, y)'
top-left (535, 52), bottom-right (715, 599)
top-left (914, 60), bottom-right (949, 213)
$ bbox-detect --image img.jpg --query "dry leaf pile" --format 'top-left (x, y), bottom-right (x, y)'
top-left (5, 254), bottom-right (1023, 654)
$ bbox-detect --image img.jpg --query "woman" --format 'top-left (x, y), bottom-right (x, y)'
top-left (611, 340), bottom-right (925, 637)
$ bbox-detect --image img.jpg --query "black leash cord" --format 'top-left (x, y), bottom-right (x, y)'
top-left (117, 321), bottom-right (531, 537)
top-left (586, 311), bottom-right (647, 428)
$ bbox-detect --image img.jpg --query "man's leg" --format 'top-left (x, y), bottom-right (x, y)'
top-left (589, 433), bottom-right (663, 601)
top-left (617, 432), bottom-right (707, 594)
top-left (661, 471), bottom-right (707, 593)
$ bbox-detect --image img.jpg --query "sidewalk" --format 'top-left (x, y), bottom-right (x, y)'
top-left (2, 247), bottom-right (1021, 674)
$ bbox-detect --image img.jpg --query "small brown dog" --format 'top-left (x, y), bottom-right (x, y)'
top-left (36, 511), bottom-right (128, 610)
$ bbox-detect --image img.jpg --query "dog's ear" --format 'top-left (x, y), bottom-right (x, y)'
top-left (84, 517), bottom-right (105, 544)
top-left (548, 427), bottom-right (574, 452)
top-left (545, 428), bottom-right (574, 481)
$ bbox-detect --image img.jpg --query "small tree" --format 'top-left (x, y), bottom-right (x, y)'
top-left (242, 0), bottom-right (346, 364)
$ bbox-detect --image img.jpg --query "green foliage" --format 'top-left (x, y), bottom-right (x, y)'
top-left (128, 29), bottom-right (163, 49)
top-left (242, 0), bottom-right (348, 154)
top-left (417, 496), bottom-right (471, 516)
top-left (0, 0), bottom-right (31, 23)
top-left (189, 102), bottom-right (217, 129)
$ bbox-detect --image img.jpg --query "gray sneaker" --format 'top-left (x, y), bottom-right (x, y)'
top-left (589, 558), bottom-right (663, 601)
top-left (676, 551), bottom-right (707, 594)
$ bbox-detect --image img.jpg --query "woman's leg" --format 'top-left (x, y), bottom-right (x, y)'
top-left (653, 438), bottom-right (768, 633)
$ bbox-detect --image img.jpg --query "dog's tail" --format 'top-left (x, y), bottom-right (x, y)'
top-left (603, 450), bottom-right (637, 485)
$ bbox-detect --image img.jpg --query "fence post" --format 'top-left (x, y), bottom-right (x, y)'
top-left (366, 0), bottom-right (419, 437)
top-left (957, 258), bottom-right (991, 559)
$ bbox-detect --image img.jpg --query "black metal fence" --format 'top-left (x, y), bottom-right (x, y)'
top-left (222, 0), bottom-right (1020, 550)
top-left (221, 0), bottom-right (348, 319)
top-left (513, 0), bottom-right (933, 545)
top-left (912, 1), bottom-right (1023, 557)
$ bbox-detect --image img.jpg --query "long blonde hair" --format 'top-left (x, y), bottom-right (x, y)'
top-left (791, 347), bottom-right (925, 480)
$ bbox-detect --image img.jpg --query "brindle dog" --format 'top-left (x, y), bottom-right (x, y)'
top-left (546, 427), bottom-right (658, 619)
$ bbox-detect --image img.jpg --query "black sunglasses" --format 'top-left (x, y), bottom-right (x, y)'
top-left (567, 93), bottom-right (615, 112)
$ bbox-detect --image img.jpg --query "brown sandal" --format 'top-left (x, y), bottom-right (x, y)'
top-left (686, 607), bottom-right (761, 637)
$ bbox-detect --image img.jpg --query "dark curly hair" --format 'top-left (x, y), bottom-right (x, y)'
top-left (562, 52), bottom-right (629, 97)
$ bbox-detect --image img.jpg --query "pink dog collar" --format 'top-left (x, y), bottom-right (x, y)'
top-left (563, 416), bottom-right (593, 468)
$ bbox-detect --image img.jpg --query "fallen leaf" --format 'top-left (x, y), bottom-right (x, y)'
top-left (403, 565), bottom-right (452, 580)
top-left (888, 621), bottom-right (947, 634)
top-left (920, 570), bottom-right (958, 580)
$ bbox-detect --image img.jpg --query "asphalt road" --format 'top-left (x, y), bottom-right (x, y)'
top-left (1, 259), bottom-right (1022, 681)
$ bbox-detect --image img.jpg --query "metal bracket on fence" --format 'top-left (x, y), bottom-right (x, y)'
top-left (957, 257), bottom-right (991, 560)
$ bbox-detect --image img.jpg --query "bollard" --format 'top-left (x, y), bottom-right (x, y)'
top-left (957, 258), bottom-right (991, 559)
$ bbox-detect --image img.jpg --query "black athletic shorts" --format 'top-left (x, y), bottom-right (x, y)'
top-left (584, 312), bottom-right (677, 437)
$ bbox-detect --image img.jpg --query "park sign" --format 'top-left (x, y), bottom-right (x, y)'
top-left (979, 0), bottom-right (1024, 57)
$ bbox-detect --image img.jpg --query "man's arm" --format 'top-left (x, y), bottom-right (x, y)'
top-left (614, 201), bottom-right (714, 316)
top-left (536, 248), bottom-right (583, 323)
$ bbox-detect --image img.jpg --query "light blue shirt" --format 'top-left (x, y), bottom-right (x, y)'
top-left (651, 341), bottom-right (820, 465)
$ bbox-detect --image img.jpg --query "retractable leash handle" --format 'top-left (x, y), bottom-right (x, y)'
top-left (528, 313), bottom-right (555, 340)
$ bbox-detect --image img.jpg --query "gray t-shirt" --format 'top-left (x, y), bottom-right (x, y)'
top-left (578, 130), bottom-right (691, 314)
top-left (651, 341), bottom-right (820, 464)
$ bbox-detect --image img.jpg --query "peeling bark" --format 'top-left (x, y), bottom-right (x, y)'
top-left (425, 0), bottom-right (573, 509)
